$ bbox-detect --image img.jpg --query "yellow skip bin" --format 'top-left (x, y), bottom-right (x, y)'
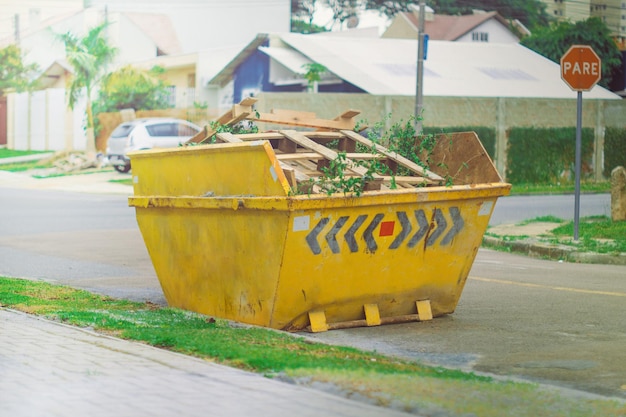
top-left (128, 129), bottom-right (510, 332)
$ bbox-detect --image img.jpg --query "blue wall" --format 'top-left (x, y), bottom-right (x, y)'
top-left (232, 45), bottom-right (366, 100)
top-left (233, 45), bottom-right (270, 103)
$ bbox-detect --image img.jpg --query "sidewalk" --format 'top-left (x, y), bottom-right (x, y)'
top-left (0, 169), bottom-right (133, 195)
top-left (485, 221), bottom-right (626, 266)
top-left (0, 309), bottom-right (414, 417)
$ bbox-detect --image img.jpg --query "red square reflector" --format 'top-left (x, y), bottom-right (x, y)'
top-left (379, 221), bottom-right (395, 237)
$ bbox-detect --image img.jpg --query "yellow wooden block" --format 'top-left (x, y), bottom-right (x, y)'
top-left (416, 300), bottom-right (433, 321)
top-left (308, 310), bottom-right (329, 333)
top-left (364, 304), bottom-right (381, 326)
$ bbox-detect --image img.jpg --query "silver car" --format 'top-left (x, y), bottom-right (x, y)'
top-left (106, 118), bottom-right (201, 173)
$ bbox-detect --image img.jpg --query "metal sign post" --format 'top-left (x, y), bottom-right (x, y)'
top-left (414, 0), bottom-right (425, 133)
top-left (574, 91), bottom-right (583, 240)
top-left (560, 45), bottom-right (601, 241)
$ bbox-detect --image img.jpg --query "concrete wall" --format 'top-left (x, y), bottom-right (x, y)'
top-left (255, 92), bottom-right (626, 180)
top-left (7, 89), bottom-right (86, 152)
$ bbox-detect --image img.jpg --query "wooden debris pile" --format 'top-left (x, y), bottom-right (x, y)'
top-left (186, 98), bottom-right (446, 193)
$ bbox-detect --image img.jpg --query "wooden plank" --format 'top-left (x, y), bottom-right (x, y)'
top-left (304, 132), bottom-right (344, 140)
top-left (276, 152), bottom-right (381, 162)
top-left (340, 130), bottom-right (444, 181)
top-left (231, 132), bottom-right (286, 141)
top-left (278, 137), bottom-right (297, 153)
top-left (279, 130), bottom-right (369, 177)
top-left (280, 164), bottom-right (297, 189)
top-left (254, 112), bottom-right (356, 131)
top-left (276, 152), bottom-right (323, 161)
top-left (186, 125), bottom-right (210, 144)
top-left (279, 162), bottom-right (309, 182)
top-left (270, 108), bottom-right (318, 119)
top-left (239, 97), bottom-right (258, 106)
top-left (335, 109), bottom-right (361, 119)
top-left (379, 175), bottom-right (432, 185)
top-left (215, 132), bottom-right (244, 143)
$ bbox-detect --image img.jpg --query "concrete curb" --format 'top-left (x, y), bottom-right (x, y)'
top-left (482, 236), bottom-right (626, 266)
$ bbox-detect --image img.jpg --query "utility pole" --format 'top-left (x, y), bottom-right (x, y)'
top-left (14, 14), bottom-right (20, 45)
top-left (414, 1), bottom-right (425, 134)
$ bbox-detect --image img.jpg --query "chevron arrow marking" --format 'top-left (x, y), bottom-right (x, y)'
top-left (441, 206), bottom-right (464, 245)
top-left (344, 214), bottom-right (367, 253)
top-left (389, 211), bottom-right (412, 249)
top-left (306, 217), bottom-right (329, 255)
top-left (325, 216), bottom-right (349, 254)
top-left (426, 208), bottom-right (447, 247)
top-left (363, 213), bottom-right (384, 253)
top-left (407, 209), bottom-right (430, 248)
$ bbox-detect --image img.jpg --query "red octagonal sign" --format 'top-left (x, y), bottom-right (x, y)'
top-left (560, 45), bottom-right (602, 91)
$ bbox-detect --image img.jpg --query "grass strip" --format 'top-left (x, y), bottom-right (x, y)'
top-left (510, 182), bottom-right (611, 195)
top-left (1, 276), bottom-right (624, 416)
top-left (0, 149), bottom-right (50, 159)
top-left (0, 277), bottom-right (479, 378)
top-left (487, 216), bottom-right (626, 255)
top-left (550, 216), bottom-right (626, 254)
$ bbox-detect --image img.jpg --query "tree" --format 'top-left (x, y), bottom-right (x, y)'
top-left (426, 0), bottom-right (550, 29)
top-left (0, 45), bottom-right (38, 96)
top-left (521, 17), bottom-right (622, 89)
top-left (290, 0), bottom-right (550, 31)
top-left (362, 0), bottom-right (414, 17)
top-left (292, 0), bottom-right (360, 31)
top-left (300, 63), bottom-right (328, 92)
top-left (94, 65), bottom-right (171, 113)
top-left (57, 22), bottom-right (117, 152)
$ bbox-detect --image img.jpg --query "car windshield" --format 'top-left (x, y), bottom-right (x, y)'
top-left (145, 123), bottom-right (200, 137)
top-left (111, 123), bottom-right (138, 138)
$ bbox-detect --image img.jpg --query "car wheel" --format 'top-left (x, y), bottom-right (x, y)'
top-left (114, 163), bottom-right (131, 173)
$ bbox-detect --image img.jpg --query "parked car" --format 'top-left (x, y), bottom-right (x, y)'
top-left (106, 118), bottom-right (202, 173)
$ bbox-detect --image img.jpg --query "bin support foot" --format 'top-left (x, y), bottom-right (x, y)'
top-left (308, 310), bottom-right (329, 333)
top-left (364, 304), bottom-right (381, 326)
top-left (416, 300), bottom-right (433, 321)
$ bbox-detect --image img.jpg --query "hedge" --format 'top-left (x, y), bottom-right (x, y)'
top-left (604, 127), bottom-right (626, 177)
top-left (506, 127), bottom-right (594, 184)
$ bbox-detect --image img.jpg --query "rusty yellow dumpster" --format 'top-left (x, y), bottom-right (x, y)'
top-left (128, 129), bottom-right (510, 332)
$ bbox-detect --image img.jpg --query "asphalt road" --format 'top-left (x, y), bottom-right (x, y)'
top-left (488, 192), bottom-right (611, 225)
top-left (0, 187), bottom-right (624, 399)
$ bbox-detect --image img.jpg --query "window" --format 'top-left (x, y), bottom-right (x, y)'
top-left (471, 32), bottom-right (489, 42)
top-left (176, 123), bottom-right (200, 137)
top-left (146, 123), bottom-right (177, 137)
top-left (166, 86), bottom-right (176, 107)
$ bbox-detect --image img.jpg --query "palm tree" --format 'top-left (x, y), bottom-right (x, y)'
top-left (57, 22), bottom-right (117, 153)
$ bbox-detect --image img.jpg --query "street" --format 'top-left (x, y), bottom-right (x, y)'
top-left (0, 186), bottom-right (624, 399)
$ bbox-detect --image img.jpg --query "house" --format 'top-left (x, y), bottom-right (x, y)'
top-left (382, 5), bottom-right (529, 43)
top-left (35, 59), bottom-right (74, 90)
top-left (202, 32), bottom-right (620, 113)
top-left (0, 0), bottom-right (82, 42)
top-left (4, 7), bottom-right (182, 73)
top-left (86, 0), bottom-right (291, 53)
